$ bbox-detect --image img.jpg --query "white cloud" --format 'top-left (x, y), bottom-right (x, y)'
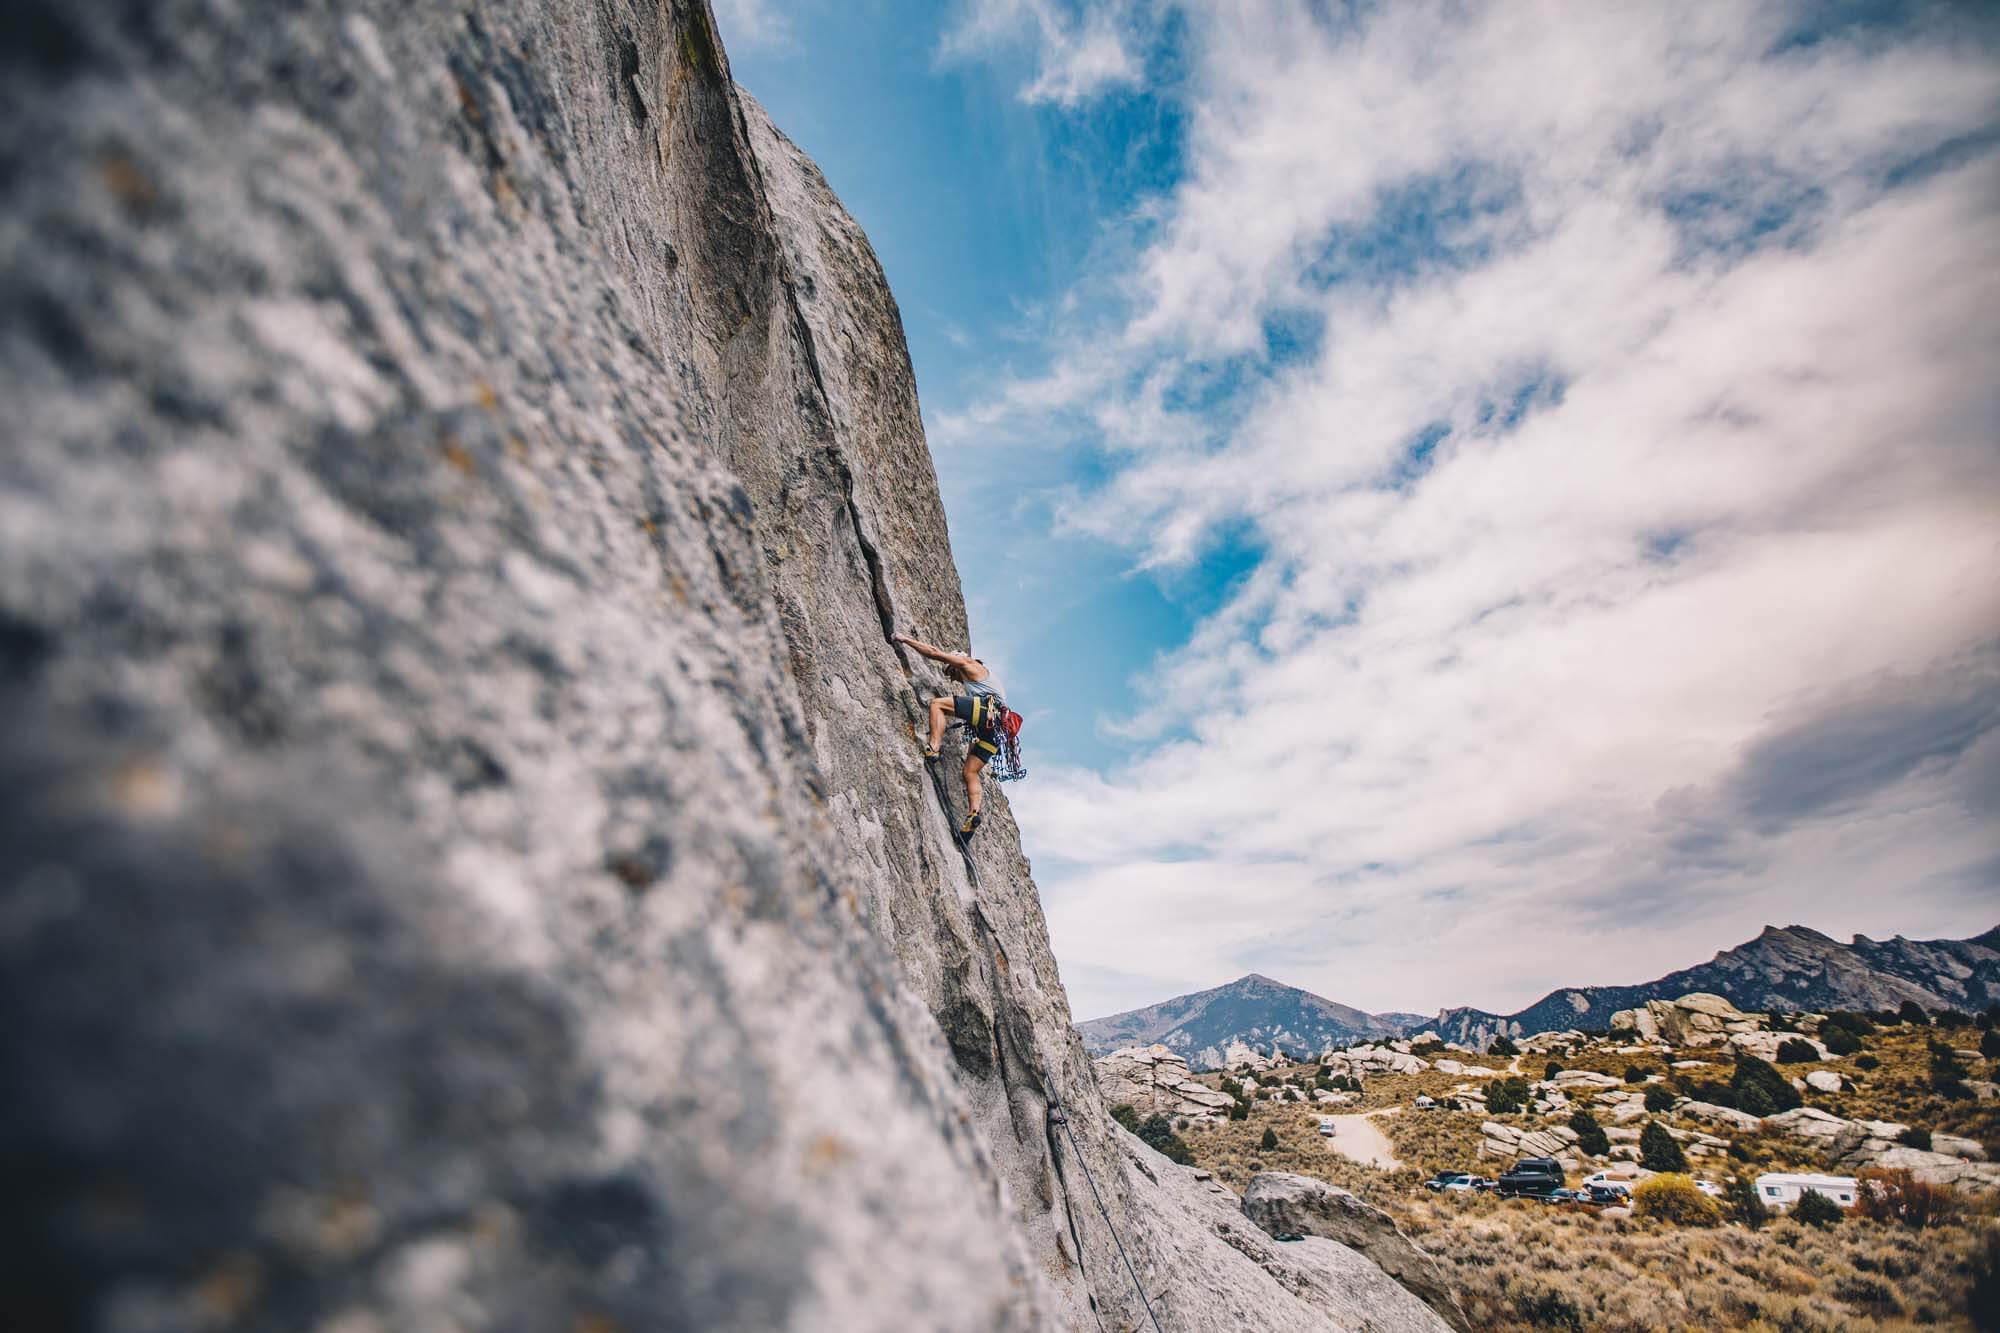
top-left (977, 2), bottom-right (2000, 1020)
top-left (711, 0), bottom-right (794, 52)
top-left (938, 0), bottom-right (1154, 107)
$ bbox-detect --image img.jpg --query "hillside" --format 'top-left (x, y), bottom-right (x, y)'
top-left (0, 3), bottom-right (1448, 1330)
top-left (1081, 973), bottom-right (1415, 1065)
top-left (1424, 924), bottom-right (2000, 1046)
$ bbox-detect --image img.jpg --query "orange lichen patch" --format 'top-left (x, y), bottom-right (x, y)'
top-left (473, 381), bottom-right (500, 412)
top-left (192, 1253), bottom-right (261, 1322)
top-left (571, 1314), bottom-right (623, 1333)
top-left (804, 1133), bottom-right (852, 1175)
top-left (317, 1191), bottom-right (380, 1258)
top-left (440, 436), bottom-right (475, 473)
top-left (97, 151), bottom-right (160, 217)
top-left (107, 755), bottom-right (180, 820)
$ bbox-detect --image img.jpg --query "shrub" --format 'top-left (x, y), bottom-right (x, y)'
top-left (1623, 1064), bottom-right (1648, 1084)
top-left (1723, 1173), bottom-right (1768, 1227)
top-left (1110, 1103), bottom-right (1140, 1133)
top-left (1544, 1061), bottom-right (1562, 1082)
top-left (1228, 1099), bottom-right (1249, 1121)
top-left (1898, 1124), bottom-right (1932, 1150)
top-left (1736, 1081), bottom-right (1776, 1117)
top-left (1825, 1010), bottom-right (1875, 1036)
top-left (1509, 1282), bottom-right (1585, 1331)
top-left (1983, 1028), bottom-right (2000, 1059)
top-left (1822, 1024), bottom-right (1862, 1057)
top-left (1486, 1077), bottom-right (1531, 1114)
top-left (1488, 1034), bottom-right (1520, 1057)
top-left (1643, 1085), bottom-right (1675, 1113)
top-left (1639, 1121), bottom-right (1688, 1173)
top-left (1567, 1109), bottom-right (1610, 1157)
top-left (1854, 1053), bottom-right (1880, 1071)
top-left (1831, 1272), bottom-right (1901, 1316)
top-left (1775, 1037), bottom-right (1819, 1064)
top-left (1631, 1173), bottom-right (1720, 1226)
top-left (1314, 1074), bottom-right (1333, 1091)
top-left (1218, 1075), bottom-right (1242, 1099)
top-left (1898, 1000), bottom-right (1930, 1026)
top-left (1936, 1007), bottom-right (1972, 1029)
top-left (1731, 1053), bottom-right (1802, 1113)
top-left (1137, 1113), bottom-right (1195, 1164)
top-left (1855, 1167), bottom-right (1958, 1228)
top-left (1969, 1229), bottom-right (2000, 1332)
top-left (1791, 1189), bottom-right (1843, 1228)
top-left (1259, 1128), bottom-right (1278, 1152)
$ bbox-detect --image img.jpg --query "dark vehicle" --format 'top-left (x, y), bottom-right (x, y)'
top-left (1541, 1188), bottom-right (1585, 1205)
top-left (1494, 1157), bottom-right (1566, 1198)
top-left (1583, 1184), bottom-right (1628, 1205)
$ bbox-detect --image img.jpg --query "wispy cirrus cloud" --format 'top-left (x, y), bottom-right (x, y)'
top-left (937, 0), bottom-right (1162, 107)
top-left (958, 2), bottom-right (2000, 1017)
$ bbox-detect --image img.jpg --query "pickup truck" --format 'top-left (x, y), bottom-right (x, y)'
top-left (1493, 1157), bottom-right (1566, 1198)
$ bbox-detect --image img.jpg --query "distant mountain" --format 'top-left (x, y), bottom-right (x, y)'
top-left (1077, 974), bottom-right (1411, 1067)
top-left (1421, 924), bottom-right (2000, 1047)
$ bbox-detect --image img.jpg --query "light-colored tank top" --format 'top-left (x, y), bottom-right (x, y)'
top-left (966, 674), bottom-right (1004, 701)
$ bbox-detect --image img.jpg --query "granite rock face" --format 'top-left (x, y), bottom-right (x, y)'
top-left (1094, 1045), bottom-right (1236, 1119)
top-left (0, 2), bottom-right (1439, 1328)
top-left (1241, 1173), bottom-right (1467, 1330)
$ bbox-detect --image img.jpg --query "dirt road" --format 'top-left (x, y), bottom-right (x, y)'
top-left (1319, 1109), bottom-right (1403, 1170)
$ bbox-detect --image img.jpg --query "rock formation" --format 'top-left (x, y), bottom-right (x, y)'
top-left (0, 2), bottom-right (1453, 1328)
top-left (1241, 1173), bottom-right (1468, 1331)
top-left (1094, 1045), bottom-right (1235, 1119)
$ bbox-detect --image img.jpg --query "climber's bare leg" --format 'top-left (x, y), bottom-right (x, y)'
top-left (962, 753), bottom-right (984, 816)
top-left (927, 696), bottom-right (952, 752)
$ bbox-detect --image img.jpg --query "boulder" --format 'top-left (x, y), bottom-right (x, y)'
top-left (1680, 1101), bottom-right (1764, 1133)
top-left (1609, 1007), bottom-right (1661, 1042)
top-left (1223, 1040), bottom-right (1274, 1072)
top-left (1764, 1107), bottom-right (1856, 1144)
top-left (1325, 1045), bottom-right (1429, 1077)
top-left (1551, 1070), bottom-right (1622, 1089)
top-left (1731, 1031), bottom-right (1829, 1063)
top-left (1804, 1070), bottom-right (1843, 1094)
top-left (1433, 1060), bottom-right (1498, 1078)
top-left (1243, 1173), bottom-right (1469, 1331)
top-left (1933, 1134), bottom-right (1989, 1162)
top-left (1095, 1045), bottom-right (1235, 1119)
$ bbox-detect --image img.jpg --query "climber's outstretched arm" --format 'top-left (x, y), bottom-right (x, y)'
top-left (893, 633), bottom-right (976, 672)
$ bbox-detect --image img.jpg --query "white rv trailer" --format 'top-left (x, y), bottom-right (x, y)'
top-left (1754, 1172), bottom-right (1858, 1211)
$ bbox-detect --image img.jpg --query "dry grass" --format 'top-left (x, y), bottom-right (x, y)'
top-left (1172, 1041), bottom-right (2000, 1329)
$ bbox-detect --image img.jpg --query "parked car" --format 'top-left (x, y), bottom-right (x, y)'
top-left (1582, 1184), bottom-right (1628, 1205)
top-left (1316, 1117), bottom-right (1337, 1137)
top-left (1494, 1157), bottom-right (1566, 1198)
top-left (1694, 1180), bottom-right (1724, 1198)
top-left (1470, 1176), bottom-right (1498, 1193)
top-left (1578, 1168), bottom-right (1646, 1194)
top-left (1541, 1188), bottom-right (1586, 1205)
top-left (1424, 1171), bottom-right (1477, 1192)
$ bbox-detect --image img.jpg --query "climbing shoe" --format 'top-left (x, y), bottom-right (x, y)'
top-left (919, 742), bottom-right (940, 760)
top-left (960, 811), bottom-right (982, 839)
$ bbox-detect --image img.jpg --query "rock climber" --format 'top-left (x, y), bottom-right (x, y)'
top-left (894, 632), bottom-right (1006, 840)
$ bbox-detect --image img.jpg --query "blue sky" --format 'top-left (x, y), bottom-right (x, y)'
top-left (719, 1), bottom-right (2000, 1022)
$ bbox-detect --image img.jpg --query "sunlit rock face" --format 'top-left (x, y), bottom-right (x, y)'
top-left (0, 2), bottom-right (1448, 1328)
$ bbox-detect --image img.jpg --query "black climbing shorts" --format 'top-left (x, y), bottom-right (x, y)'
top-left (952, 694), bottom-right (1003, 760)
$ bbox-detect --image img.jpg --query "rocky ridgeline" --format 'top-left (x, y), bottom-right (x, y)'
top-left (0, 3), bottom-right (1452, 1329)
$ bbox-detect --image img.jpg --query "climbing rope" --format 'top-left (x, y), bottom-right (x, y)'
top-left (911, 689), bottom-right (1160, 1332)
top-left (1047, 1093), bottom-right (1165, 1333)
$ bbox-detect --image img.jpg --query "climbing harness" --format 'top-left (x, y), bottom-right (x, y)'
top-left (1048, 1092), bottom-right (1166, 1333)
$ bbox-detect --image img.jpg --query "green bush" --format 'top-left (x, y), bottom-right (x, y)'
top-left (1724, 1174), bottom-right (1767, 1228)
top-left (1111, 1103), bottom-right (1140, 1133)
top-left (1854, 1053), bottom-right (1880, 1071)
top-left (1983, 1028), bottom-right (2000, 1059)
top-left (1632, 1173), bottom-right (1720, 1226)
top-left (1137, 1113), bottom-right (1194, 1165)
top-left (1259, 1128), bottom-right (1278, 1152)
top-left (1775, 1037), bottom-right (1819, 1064)
top-left (1639, 1120), bottom-right (1687, 1173)
top-left (1488, 1034), bottom-right (1520, 1057)
top-left (1736, 1080), bottom-right (1776, 1117)
top-left (1486, 1077), bottom-right (1531, 1114)
top-left (1898, 1124), bottom-right (1932, 1150)
top-left (1643, 1084), bottom-right (1675, 1113)
top-left (1897, 1000), bottom-right (1930, 1026)
top-left (1731, 1053), bottom-right (1802, 1112)
top-left (1791, 1188), bottom-right (1843, 1228)
top-left (1822, 1024), bottom-right (1862, 1057)
top-left (1968, 1230), bottom-right (2000, 1332)
top-left (1825, 1011), bottom-right (1875, 1037)
top-left (1623, 1064), bottom-right (1649, 1084)
top-left (1544, 1061), bottom-right (1562, 1082)
top-left (1567, 1109), bottom-right (1609, 1157)
top-left (1228, 1098), bottom-right (1249, 1121)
